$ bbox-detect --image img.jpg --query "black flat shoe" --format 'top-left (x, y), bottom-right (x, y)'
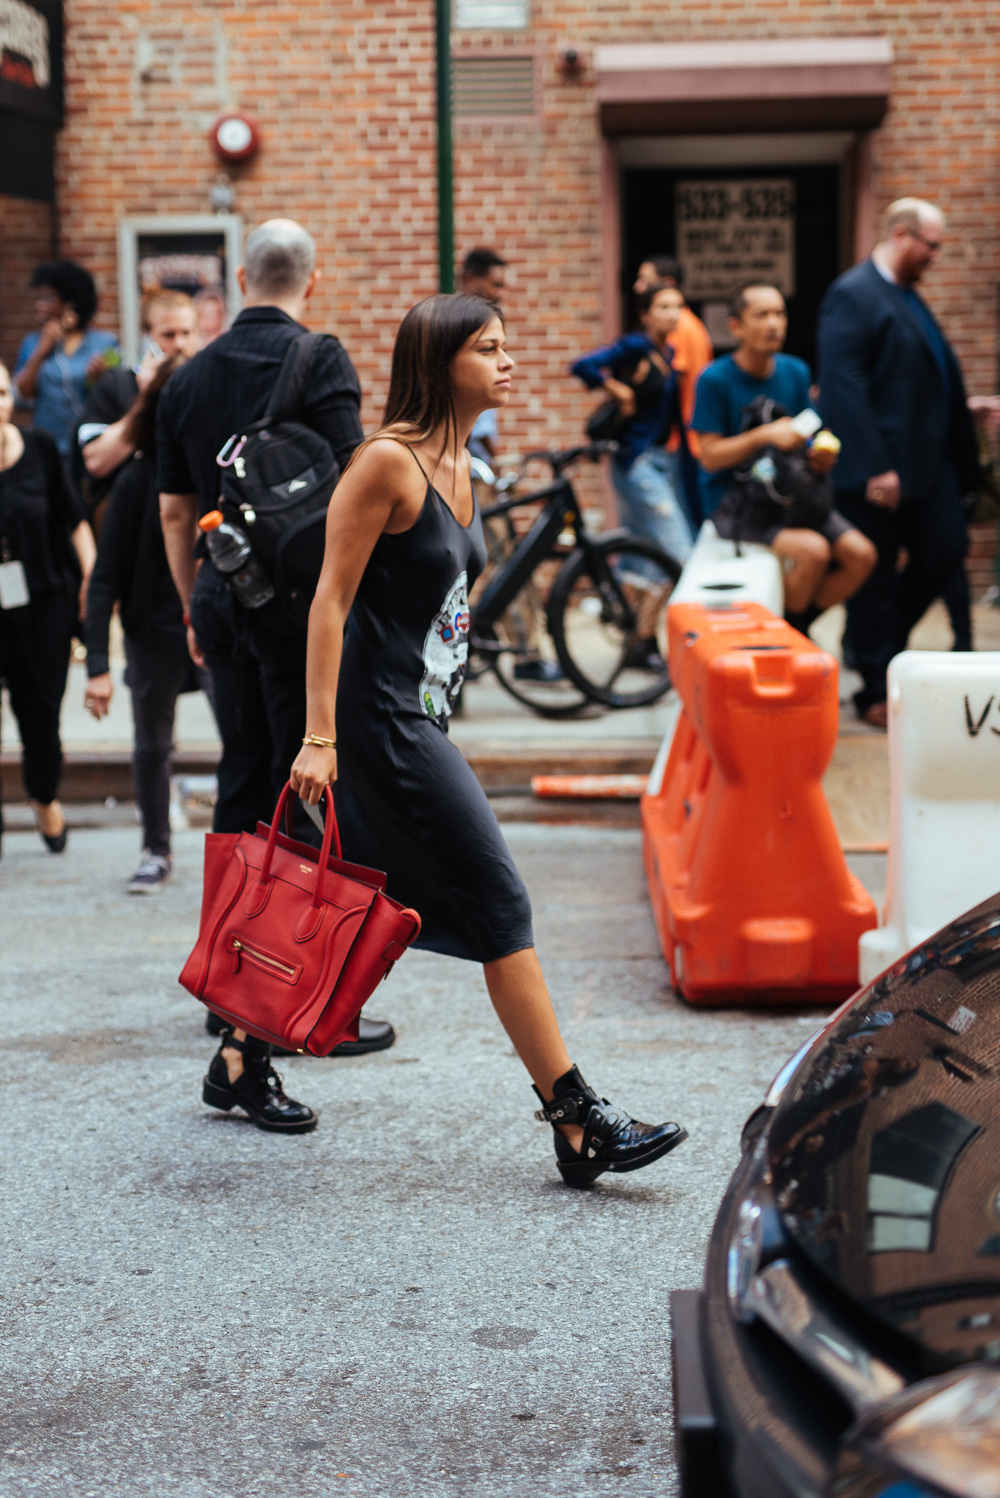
top-left (41, 824), bottom-right (68, 853)
top-left (270, 1013), bottom-right (397, 1058)
top-left (330, 1015), bottom-right (396, 1055)
top-left (205, 1010), bottom-right (229, 1037)
top-left (202, 1035), bottom-right (317, 1133)
top-left (534, 1065), bottom-right (688, 1188)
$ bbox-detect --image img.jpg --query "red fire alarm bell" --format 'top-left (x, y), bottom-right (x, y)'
top-left (210, 113), bottom-right (260, 164)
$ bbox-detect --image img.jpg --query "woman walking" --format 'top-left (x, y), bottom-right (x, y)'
top-left (83, 353), bottom-right (211, 893)
top-left (0, 360), bottom-right (96, 854)
top-left (286, 293), bottom-right (688, 1185)
top-left (572, 283), bottom-right (694, 584)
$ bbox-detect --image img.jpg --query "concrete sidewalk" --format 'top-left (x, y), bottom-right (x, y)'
top-left (4, 599), bottom-right (993, 845)
top-left (0, 819), bottom-right (887, 1498)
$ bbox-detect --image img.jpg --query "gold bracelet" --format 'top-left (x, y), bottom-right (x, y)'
top-left (302, 734), bottom-right (337, 749)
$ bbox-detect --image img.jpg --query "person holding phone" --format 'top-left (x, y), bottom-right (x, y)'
top-left (13, 261), bottom-right (119, 457)
top-left (693, 281), bottom-right (875, 629)
top-left (572, 283), bottom-right (694, 567)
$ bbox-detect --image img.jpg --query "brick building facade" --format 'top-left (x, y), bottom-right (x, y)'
top-left (2, 0), bottom-right (999, 583)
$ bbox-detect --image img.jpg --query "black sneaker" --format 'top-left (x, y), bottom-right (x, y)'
top-left (127, 850), bottom-right (171, 894)
top-left (622, 637), bottom-right (667, 674)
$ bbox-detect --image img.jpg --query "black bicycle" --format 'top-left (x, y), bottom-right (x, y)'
top-left (467, 443), bottom-right (682, 717)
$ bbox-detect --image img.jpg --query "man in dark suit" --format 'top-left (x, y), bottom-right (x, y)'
top-left (817, 197), bottom-right (979, 727)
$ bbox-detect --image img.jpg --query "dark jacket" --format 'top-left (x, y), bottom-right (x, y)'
top-left (817, 258), bottom-right (978, 498)
top-left (571, 332), bottom-right (677, 467)
top-left (72, 364), bottom-right (139, 519)
top-left (84, 452), bottom-right (184, 677)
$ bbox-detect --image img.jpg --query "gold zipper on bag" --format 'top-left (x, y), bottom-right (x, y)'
top-left (229, 936), bottom-right (297, 979)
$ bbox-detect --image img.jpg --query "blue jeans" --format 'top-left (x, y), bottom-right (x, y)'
top-left (611, 448), bottom-right (693, 565)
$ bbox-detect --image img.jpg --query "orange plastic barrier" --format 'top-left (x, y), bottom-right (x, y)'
top-left (641, 602), bottom-right (876, 1006)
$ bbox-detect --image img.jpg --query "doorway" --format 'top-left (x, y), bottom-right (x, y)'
top-left (621, 159), bottom-right (842, 373)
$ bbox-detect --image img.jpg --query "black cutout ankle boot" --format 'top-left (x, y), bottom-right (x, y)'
top-left (203, 1035), bottom-right (317, 1134)
top-left (534, 1065), bottom-right (688, 1188)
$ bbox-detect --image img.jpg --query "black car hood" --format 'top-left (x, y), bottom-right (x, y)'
top-left (767, 892), bottom-right (1000, 1368)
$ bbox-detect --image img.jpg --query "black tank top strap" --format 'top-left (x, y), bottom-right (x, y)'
top-left (405, 445), bottom-right (430, 484)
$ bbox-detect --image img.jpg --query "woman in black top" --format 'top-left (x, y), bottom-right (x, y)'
top-left (0, 360), bottom-right (96, 854)
top-left (287, 295), bottom-right (689, 1186)
top-left (84, 354), bottom-right (210, 893)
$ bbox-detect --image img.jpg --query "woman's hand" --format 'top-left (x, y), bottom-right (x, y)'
top-left (38, 318), bottom-right (64, 357)
top-left (84, 672), bottom-right (113, 720)
top-left (604, 376), bottom-right (637, 420)
top-left (290, 743), bottom-right (338, 804)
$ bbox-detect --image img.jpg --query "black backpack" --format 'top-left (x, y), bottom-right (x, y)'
top-left (217, 332), bottom-right (340, 629)
top-left (722, 396), bottom-right (833, 538)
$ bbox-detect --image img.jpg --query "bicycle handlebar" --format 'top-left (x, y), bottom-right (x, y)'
top-left (521, 441), bottom-right (619, 472)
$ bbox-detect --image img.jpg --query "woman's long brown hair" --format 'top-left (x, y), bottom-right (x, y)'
top-left (349, 292), bottom-right (502, 472)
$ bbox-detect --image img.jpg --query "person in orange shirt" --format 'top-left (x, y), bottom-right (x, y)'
top-left (633, 255), bottom-right (714, 522)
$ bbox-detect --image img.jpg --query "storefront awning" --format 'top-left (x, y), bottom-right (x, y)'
top-left (596, 36), bottom-right (892, 135)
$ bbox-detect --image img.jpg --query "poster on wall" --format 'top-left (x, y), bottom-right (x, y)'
top-left (675, 178), bottom-right (796, 302)
top-left (0, 0), bottom-right (63, 124)
top-left (117, 214), bottom-right (243, 364)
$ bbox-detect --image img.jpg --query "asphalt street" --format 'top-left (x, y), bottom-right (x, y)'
top-left (0, 822), bottom-right (885, 1498)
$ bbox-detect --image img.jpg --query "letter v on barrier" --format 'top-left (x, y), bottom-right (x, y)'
top-left (965, 693), bottom-right (994, 737)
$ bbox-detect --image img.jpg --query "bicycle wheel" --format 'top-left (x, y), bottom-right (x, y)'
top-left (548, 534), bottom-right (681, 708)
top-left (478, 593), bottom-right (594, 718)
top-left (468, 510), bottom-right (593, 718)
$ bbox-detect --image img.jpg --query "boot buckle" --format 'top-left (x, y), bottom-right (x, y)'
top-left (534, 1091), bottom-right (585, 1126)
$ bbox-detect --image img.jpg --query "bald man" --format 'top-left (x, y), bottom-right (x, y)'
top-left (157, 220), bottom-right (394, 1132)
top-left (818, 198), bottom-right (979, 726)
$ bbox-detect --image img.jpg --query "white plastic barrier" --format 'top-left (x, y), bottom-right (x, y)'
top-left (859, 651), bottom-right (1000, 984)
top-left (669, 520), bottom-right (785, 614)
top-left (646, 522), bottom-right (786, 788)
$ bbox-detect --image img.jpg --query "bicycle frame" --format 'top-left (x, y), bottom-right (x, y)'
top-left (471, 476), bottom-right (639, 653)
top-left (471, 477), bottom-right (575, 647)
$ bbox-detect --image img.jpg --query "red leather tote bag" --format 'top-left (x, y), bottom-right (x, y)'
top-left (179, 782), bottom-right (420, 1054)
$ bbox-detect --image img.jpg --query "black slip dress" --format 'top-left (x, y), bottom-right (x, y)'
top-left (334, 447), bottom-right (533, 964)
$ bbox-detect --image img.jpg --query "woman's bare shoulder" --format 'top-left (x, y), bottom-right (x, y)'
top-left (350, 436), bottom-right (420, 479)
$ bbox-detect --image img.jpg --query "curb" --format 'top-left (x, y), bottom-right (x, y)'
top-left (1, 745), bottom-right (659, 805)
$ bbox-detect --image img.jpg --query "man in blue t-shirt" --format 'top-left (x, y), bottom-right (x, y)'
top-left (691, 281), bottom-right (874, 629)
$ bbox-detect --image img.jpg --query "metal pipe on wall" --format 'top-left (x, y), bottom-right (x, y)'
top-left (435, 0), bottom-right (454, 293)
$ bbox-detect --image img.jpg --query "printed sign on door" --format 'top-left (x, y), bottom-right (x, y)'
top-left (676, 179), bottom-right (796, 300)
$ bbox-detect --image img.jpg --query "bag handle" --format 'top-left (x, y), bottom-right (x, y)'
top-left (260, 781), bottom-right (341, 907)
top-left (282, 786), bottom-right (343, 860)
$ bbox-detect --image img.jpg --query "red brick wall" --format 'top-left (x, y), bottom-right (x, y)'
top-left (0, 196), bottom-right (54, 374)
top-left (49, 0), bottom-right (1000, 574)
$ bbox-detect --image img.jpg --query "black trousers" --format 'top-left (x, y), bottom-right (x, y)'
top-left (124, 632), bottom-right (212, 858)
top-left (836, 476), bottom-right (969, 710)
top-left (189, 562), bottom-right (316, 842)
top-left (0, 588), bottom-right (76, 806)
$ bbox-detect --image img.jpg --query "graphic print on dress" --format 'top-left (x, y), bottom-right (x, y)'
top-left (419, 570), bottom-right (471, 722)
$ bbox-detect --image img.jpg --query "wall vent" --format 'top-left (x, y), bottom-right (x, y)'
top-left (454, 1), bottom-right (529, 29)
top-left (452, 56), bottom-right (534, 116)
